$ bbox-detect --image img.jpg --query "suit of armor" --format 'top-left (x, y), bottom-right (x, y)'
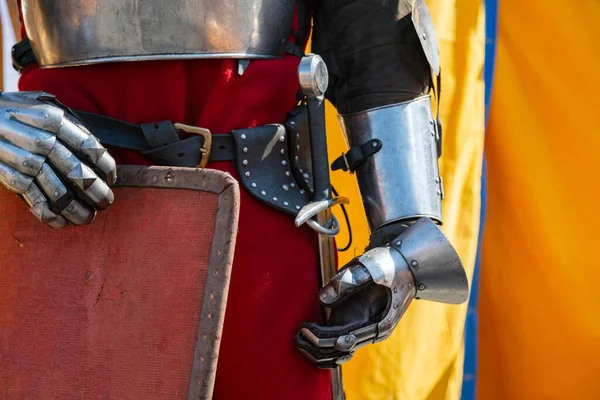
top-left (0, 1), bottom-right (468, 398)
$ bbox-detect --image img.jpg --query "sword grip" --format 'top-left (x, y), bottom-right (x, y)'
top-left (307, 95), bottom-right (331, 202)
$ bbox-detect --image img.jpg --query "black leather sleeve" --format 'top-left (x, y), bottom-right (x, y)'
top-left (312, 0), bottom-right (432, 114)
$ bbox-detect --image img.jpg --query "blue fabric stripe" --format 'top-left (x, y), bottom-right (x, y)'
top-left (460, 0), bottom-right (497, 398)
top-left (460, 159), bottom-right (487, 399)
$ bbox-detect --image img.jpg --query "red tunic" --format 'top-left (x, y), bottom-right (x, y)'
top-left (18, 41), bottom-right (331, 400)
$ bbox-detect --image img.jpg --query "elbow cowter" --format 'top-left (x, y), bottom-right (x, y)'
top-left (312, 0), bottom-right (433, 114)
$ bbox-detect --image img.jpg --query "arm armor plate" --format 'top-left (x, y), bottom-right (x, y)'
top-left (339, 96), bottom-right (442, 233)
top-left (313, 0), bottom-right (443, 240)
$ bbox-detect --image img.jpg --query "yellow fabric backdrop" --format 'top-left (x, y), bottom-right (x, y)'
top-left (479, 0), bottom-right (600, 398)
top-left (324, 0), bottom-right (485, 398)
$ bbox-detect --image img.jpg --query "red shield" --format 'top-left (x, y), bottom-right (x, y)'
top-left (0, 166), bottom-right (240, 399)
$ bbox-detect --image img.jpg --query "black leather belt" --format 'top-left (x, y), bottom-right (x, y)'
top-left (75, 111), bottom-right (236, 168)
top-left (73, 105), bottom-right (316, 217)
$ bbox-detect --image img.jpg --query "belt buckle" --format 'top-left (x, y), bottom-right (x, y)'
top-left (174, 123), bottom-right (212, 168)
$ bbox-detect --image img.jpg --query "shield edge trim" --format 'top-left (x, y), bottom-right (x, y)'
top-left (115, 165), bottom-right (240, 400)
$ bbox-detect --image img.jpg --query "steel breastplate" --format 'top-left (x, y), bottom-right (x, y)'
top-left (21, 0), bottom-right (296, 68)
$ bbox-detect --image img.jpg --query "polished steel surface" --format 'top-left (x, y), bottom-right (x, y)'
top-left (318, 208), bottom-right (346, 400)
top-left (22, 0), bottom-right (296, 68)
top-left (295, 197), bottom-right (349, 227)
top-left (358, 244), bottom-right (415, 337)
top-left (412, 0), bottom-right (441, 75)
top-left (0, 91), bottom-right (114, 227)
top-left (391, 217), bottom-right (469, 304)
top-left (298, 54), bottom-right (329, 98)
top-left (339, 96), bottom-right (443, 232)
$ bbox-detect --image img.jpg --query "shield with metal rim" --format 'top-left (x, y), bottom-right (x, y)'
top-left (0, 166), bottom-right (240, 400)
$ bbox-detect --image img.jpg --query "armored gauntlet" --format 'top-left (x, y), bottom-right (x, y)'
top-left (0, 92), bottom-right (116, 228)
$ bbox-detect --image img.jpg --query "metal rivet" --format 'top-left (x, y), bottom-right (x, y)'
top-left (431, 130), bottom-right (436, 136)
top-left (393, 287), bottom-right (398, 293)
top-left (387, 317), bottom-right (392, 323)
top-left (43, 113), bottom-right (49, 119)
top-left (53, 191), bottom-right (59, 197)
top-left (345, 336), bottom-right (352, 343)
top-left (383, 277), bottom-right (389, 283)
top-left (372, 141), bottom-right (378, 147)
top-left (242, 159), bottom-right (248, 166)
top-left (296, 134), bottom-right (300, 139)
top-left (284, 202), bottom-right (289, 206)
top-left (422, 32), bottom-right (427, 40)
top-left (437, 190), bottom-right (441, 196)
top-left (216, 250), bottom-right (222, 256)
top-left (286, 171), bottom-right (291, 177)
top-left (295, 205), bottom-right (301, 210)
top-left (279, 135), bottom-right (285, 142)
top-left (35, 138), bottom-right (41, 145)
top-left (300, 189), bottom-right (306, 195)
top-left (244, 171), bottom-right (251, 177)
top-left (296, 145), bottom-right (300, 151)
top-left (435, 178), bottom-right (440, 183)
top-left (209, 293), bottom-right (214, 299)
top-left (201, 180), bottom-right (207, 187)
top-left (22, 161), bottom-right (28, 166)
top-left (202, 335), bottom-right (208, 341)
top-left (261, 191), bottom-right (266, 196)
top-left (273, 197), bottom-right (278, 202)
top-left (251, 182), bottom-right (257, 188)
top-left (395, 241), bottom-right (402, 246)
top-left (411, 260), bottom-right (418, 267)
top-left (240, 134), bottom-right (247, 140)
top-left (243, 147), bottom-right (248, 153)
top-left (430, 120), bottom-right (435, 125)
top-left (299, 168), bottom-right (303, 173)
top-left (291, 183), bottom-right (296, 188)
top-left (303, 173), bottom-right (309, 179)
top-left (393, 304), bottom-right (399, 309)
top-left (419, 284), bottom-right (426, 290)
top-left (166, 176), bottom-right (173, 182)
top-left (295, 156), bottom-right (299, 161)
top-left (213, 270), bottom-right (218, 276)
top-left (282, 185), bottom-right (289, 191)
top-left (281, 160), bottom-right (287, 166)
top-left (207, 313), bottom-right (212, 319)
top-left (281, 149), bottom-right (285, 155)
top-left (408, 282), bottom-right (412, 288)
top-left (200, 357), bottom-right (205, 363)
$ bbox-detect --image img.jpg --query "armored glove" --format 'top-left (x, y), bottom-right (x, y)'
top-left (0, 92), bottom-right (116, 228)
top-left (296, 218), bottom-right (468, 368)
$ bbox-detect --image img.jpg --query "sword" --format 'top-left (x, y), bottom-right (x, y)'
top-left (296, 54), bottom-right (348, 400)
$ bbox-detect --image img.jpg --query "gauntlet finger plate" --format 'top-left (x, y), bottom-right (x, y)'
top-left (0, 166), bottom-right (240, 400)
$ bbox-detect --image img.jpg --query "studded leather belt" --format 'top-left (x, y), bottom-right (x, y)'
top-left (74, 107), bottom-right (316, 216)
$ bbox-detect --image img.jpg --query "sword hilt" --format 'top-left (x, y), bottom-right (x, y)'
top-left (298, 54), bottom-right (330, 201)
top-left (296, 54), bottom-right (348, 236)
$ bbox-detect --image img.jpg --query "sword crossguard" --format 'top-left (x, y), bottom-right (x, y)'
top-left (295, 197), bottom-right (350, 237)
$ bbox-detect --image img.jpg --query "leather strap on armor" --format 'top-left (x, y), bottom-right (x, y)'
top-left (12, 38), bottom-right (36, 72)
